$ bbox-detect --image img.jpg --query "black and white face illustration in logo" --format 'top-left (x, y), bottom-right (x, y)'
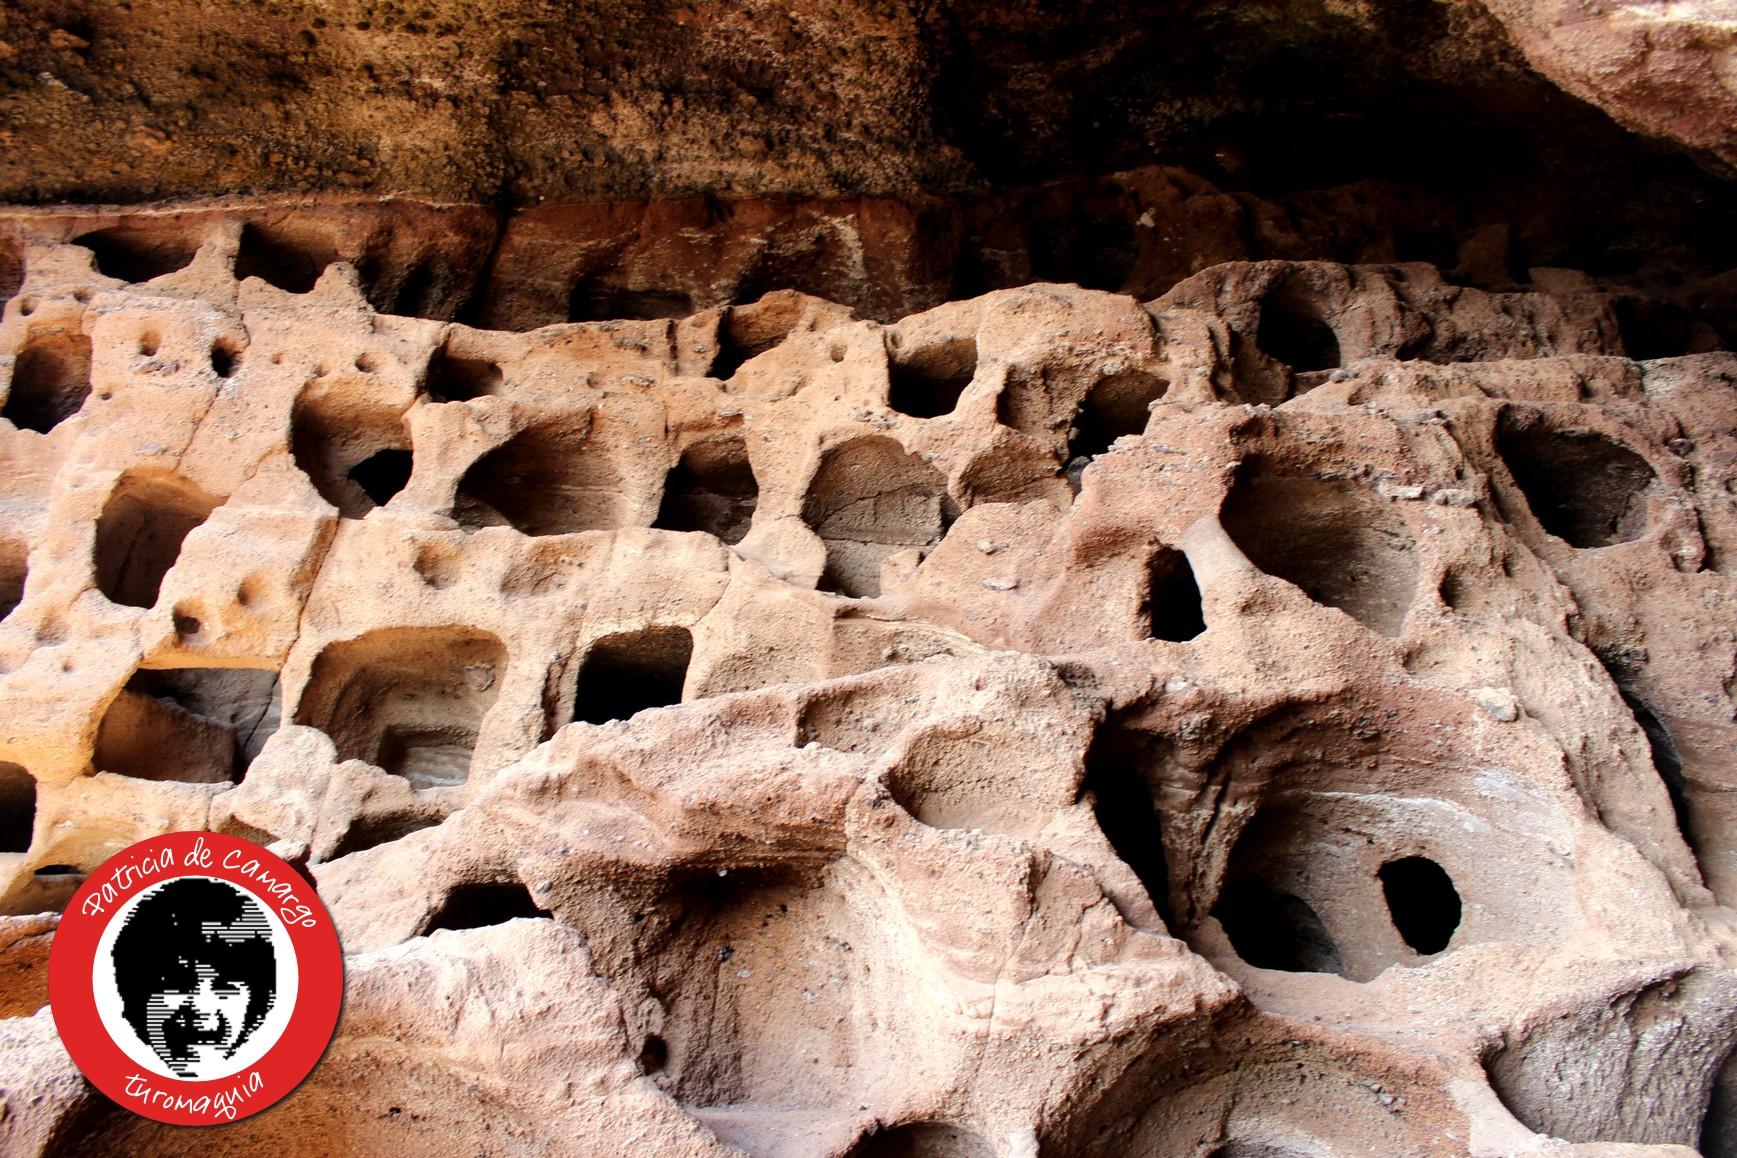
top-left (108, 878), bottom-right (280, 1079)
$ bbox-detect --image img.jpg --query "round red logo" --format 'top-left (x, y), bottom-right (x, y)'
top-left (49, 832), bottom-right (342, 1125)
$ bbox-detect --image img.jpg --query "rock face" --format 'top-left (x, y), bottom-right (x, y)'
top-left (0, 191), bottom-right (1733, 1156)
top-left (1, 1), bottom-right (1736, 1154)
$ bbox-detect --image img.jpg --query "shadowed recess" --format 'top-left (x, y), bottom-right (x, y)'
top-left (234, 222), bottom-right (337, 294)
top-left (92, 471), bottom-right (222, 608)
top-left (846, 1121), bottom-right (996, 1157)
top-left (1221, 471), bottom-right (1418, 637)
top-left (1147, 548), bottom-right (1206, 642)
top-left (1068, 369), bottom-right (1168, 461)
top-left (802, 436), bottom-right (958, 598)
top-left (455, 422), bottom-right (629, 535)
top-left (4, 331), bottom-right (92, 434)
top-left (421, 882), bottom-right (552, 934)
top-left (572, 626), bottom-right (694, 725)
top-left (75, 226), bottom-right (199, 283)
top-left (655, 438), bottom-right (759, 545)
top-left (296, 627), bottom-right (506, 790)
top-left (886, 336), bottom-right (977, 419)
top-left (94, 667), bottom-right (281, 783)
top-left (1497, 416), bottom-right (1655, 548)
top-left (0, 763), bottom-right (35, 853)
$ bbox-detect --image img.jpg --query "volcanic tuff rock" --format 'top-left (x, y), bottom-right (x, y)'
top-left (0, 192), bottom-right (1731, 1154)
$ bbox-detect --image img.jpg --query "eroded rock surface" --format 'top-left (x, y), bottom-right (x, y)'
top-left (0, 194), bottom-right (1732, 1156)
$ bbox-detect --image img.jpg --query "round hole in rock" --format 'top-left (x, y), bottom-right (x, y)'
top-left (74, 226), bottom-right (199, 283)
top-left (210, 339), bottom-right (242, 378)
top-left (886, 336), bottom-right (977, 419)
top-left (4, 332), bottom-right (93, 433)
top-left (92, 471), bottom-right (222, 609)
top-left (1496, 417), bottom-right (1656, 548)
top-left (637, 1035), bottom-right (669, 1074)
top-left (346, 448), bottom-right (414, 509)
top-left (295, 626), bottom-right (506, 790)
top-left (424, 345), bottom-right (503, 402)
top-left (1257, 295), bottom-right (1341, 372)
top-left (0, 763), bottom-right (36, 853)
top-left (1377, 856), bottom-right (1461, 955)
top-left (571, 626), bottom-right (693, 726)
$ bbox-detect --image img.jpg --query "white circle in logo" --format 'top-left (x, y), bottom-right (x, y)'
top-left (91, 875), bottom-right (299, 1081)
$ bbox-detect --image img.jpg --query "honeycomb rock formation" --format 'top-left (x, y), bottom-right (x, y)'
top-left (0, 184), bottom-right (1733, 1156)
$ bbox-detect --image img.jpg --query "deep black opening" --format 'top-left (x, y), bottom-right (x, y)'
top-left (34, 865), bottom-right (82, 877)
top-left (1083, 733), bottom-right (1172, 927)
top-left (1613, 297), bottom-right (1702, 360)
top-left (1497, 418), bottom-right (1656, 548)
top-left (424, 347), bottom-right (503, 402)
top-left (1257, 296), bottom-right (1341, 371)
top-left (568, 278), bottom-right (692, 322)
top-left (637, 1035), bottom-right (669, 1074)
top-left (1214, 880), bottom-right (1345, 974)
top-left (421, 882), bottom-right (551, 934)
top-left (887, 336), bottom-right (977, 419)
top-left (74, 227), bottom-right (198, 283)
top-left (1147, 549), bottom-right (1206, 642)
top-left (93, 473), bottom-right (222, 608)
top-left (654, 439), bottom-right (759, 545)
top-left (4, 334), bottom-right (93, 433)
top-left (210, 340), bottom-right (241, 378)
top-left (234, 223), bottom-right (336, 294)
top-left (572, 627), bottom-right (694, 725)
top-left (347, 449), bottom-right (414, 508)
top-left (1378, 855), bottom-right (1461, 955)
top-left (0, 762), bottom-right (35, 853)
top-left (1067, 370), bottom-right (1168, 460)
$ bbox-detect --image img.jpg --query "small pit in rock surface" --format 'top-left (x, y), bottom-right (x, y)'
top-left (94, 667), bottom-right (281, 783)
top-left (1378, 856), bottom-right (1461, 954)
top-left (295, 627), bottom-right (506, 790)
top-left (420, 882), bottom-right (551, 934)
top-left (886, 336), bottom-right (977, 419)
top-left (74, 226), bottom-right (199, 283)
top-left (1497, 417), bottom-right (1655, 548)
top-left (654, 438), bottom-right (759, 544)
top-left (1220, 471), bottom-right (1418, 637)
top-left (92, 471), bottom-right (223, 609)
top-left (4, 332), bottom-right (92, 433)
top-left (802, 436), bottom-right (958, 598)
top-left (572, 627), bottom-right (693, 725)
